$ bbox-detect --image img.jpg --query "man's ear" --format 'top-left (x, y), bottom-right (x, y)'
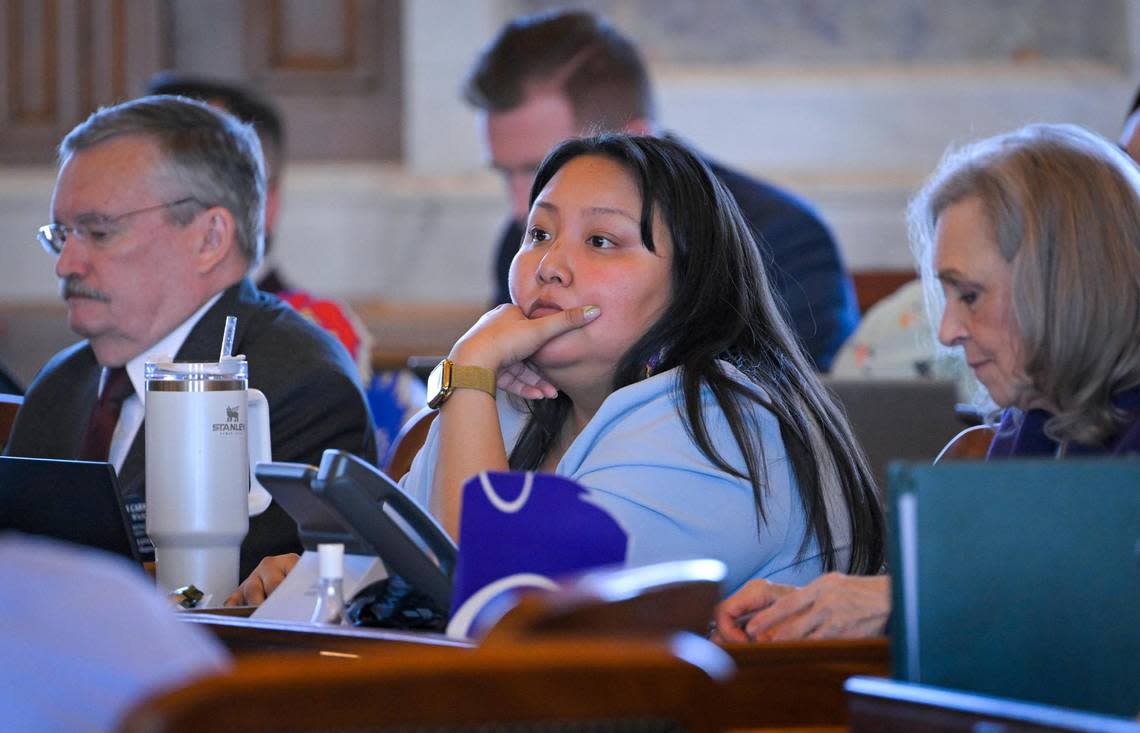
top-left (263, 183), bottom-right (282, 243)
top-left (194, 206), bottom-right (238, 274)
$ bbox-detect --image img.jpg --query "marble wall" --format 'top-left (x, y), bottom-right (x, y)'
top-left (508, 0), bottom-right (1134, 67)
top-left (2, 0), bottom-right (1137, 307)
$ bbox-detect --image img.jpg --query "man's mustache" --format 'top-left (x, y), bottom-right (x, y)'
top-left (60, 277), bottom-right (110, 303)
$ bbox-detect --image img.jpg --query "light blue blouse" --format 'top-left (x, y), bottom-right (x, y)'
top-left (401, 362), bottom-right (851, 594)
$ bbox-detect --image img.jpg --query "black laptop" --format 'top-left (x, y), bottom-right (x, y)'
top-left (0, 455), bottom-right (141, 562)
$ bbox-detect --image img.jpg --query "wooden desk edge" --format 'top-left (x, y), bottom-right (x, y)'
top-left (723, 636), bottom-right (889, 663)
top-left (181, 611), bottom-right (475, 653)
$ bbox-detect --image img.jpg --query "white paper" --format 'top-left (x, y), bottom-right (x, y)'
top-left (251, 551), bottom-right (388, 623)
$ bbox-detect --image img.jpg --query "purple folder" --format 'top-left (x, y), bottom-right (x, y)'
top-left (447, 471), bottom-right (628, 637)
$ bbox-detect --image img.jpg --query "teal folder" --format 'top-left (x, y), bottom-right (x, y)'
top-left (887, 459), bottom-right (1140, 718)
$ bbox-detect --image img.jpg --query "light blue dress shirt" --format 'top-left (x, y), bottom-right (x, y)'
top-left (402, 362), bottom-right (852, 594)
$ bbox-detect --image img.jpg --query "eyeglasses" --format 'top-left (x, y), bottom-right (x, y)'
top-left (37, 197), bottom-right (201, 255)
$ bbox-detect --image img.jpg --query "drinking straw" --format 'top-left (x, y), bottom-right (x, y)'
top-left (219, 315), bottom-right (237, 361)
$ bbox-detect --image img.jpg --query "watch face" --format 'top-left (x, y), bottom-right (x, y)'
top-left (426, 360), bottom-right (451, 408)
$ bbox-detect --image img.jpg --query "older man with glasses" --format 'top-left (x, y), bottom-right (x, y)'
top-left (7, 95), bottom-right (377, 581)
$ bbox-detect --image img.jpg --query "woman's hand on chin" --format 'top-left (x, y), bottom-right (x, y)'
top-left (498, 361), bottom-right (560, 400)
top-left (451, 304), bottom-right (601, 374)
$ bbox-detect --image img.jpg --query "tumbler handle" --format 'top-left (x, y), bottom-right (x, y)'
top-left (247, 388), bottom-right (273, 515)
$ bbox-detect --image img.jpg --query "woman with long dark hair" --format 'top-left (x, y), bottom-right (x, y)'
top-left (229, 134), bottom-right (883, 604)
top-left (404, 134), bottom-right (883, 592)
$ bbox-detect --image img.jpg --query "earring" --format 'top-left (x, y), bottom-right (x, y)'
top-left (645, 349), bottom-right (664, 378)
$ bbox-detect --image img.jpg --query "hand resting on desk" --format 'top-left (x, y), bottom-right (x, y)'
top-left (226, 553), bottom-right (300, 606)
top-left (712, 573), bottom-right (890, 642)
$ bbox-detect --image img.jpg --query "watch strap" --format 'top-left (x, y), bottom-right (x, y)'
top-left (450, 363), bottom-right (497, 400)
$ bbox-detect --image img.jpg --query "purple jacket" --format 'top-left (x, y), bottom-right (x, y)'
top-left (987, 385), bottom-right (1140, 458)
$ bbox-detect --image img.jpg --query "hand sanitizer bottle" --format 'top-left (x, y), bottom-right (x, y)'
top-left (311, 543), bottom-right (346, 625)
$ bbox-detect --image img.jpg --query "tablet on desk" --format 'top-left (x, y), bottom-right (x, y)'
top-left (0, 455), bottom-right (140, 563)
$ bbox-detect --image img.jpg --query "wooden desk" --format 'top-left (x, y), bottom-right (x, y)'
top-left (717, 638), bottom-right (889, 730)
top-left (120, 636), bottom-right (729, 733)
top-left (182, 614), bottom-right (890, 731)
top-left (181, 610), bottom-right (473, 656)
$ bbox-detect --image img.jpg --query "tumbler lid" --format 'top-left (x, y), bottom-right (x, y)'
top-left (145, 355), bottom-right (247, 380)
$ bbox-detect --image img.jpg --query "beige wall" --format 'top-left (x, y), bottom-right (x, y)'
top-left (2, 0), bottom-right (1138, 383)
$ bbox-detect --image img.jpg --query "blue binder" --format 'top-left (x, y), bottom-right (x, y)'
top-left (887, 459), bottom-right (1140, 718)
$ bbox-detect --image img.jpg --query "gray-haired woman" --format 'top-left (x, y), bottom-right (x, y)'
top-left (715, 122), bottom-right (1140, 642)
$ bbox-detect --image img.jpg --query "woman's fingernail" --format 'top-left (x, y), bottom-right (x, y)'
top-left (583, 305), bottom-right (601, 320)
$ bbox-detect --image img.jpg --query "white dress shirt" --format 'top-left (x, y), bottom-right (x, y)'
top-left (103, 292), bottom-right (224, 472)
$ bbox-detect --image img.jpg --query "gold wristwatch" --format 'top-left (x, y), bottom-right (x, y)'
top-left (426, 359), bottom-right (497, 408)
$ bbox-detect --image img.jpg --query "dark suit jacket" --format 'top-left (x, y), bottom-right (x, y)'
top-left (491, 155), bottom-right (860, 372)
top-left (6, 278), bottom-right (378, 578)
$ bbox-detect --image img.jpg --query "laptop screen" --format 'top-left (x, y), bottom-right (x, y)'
top-left (0, 455), bottom-right (140, 562)
top-left (823, 378), bottom-right (963, 487)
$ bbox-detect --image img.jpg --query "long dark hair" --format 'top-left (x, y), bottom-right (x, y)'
top-left (508, 134), bottom-right (884, 575)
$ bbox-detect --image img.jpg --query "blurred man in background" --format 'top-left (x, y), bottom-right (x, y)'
top-left (462, 9), bottom-right (859, 370)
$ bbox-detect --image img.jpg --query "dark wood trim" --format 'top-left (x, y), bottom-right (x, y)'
top-left (7, 0), bottom-right (59, 123)
top-left (110, 0), bottom-right (127, 101)
top-left (77, 0), bottom-right (93, 116)
top-left (852, 269), bottom-right (914, 314)
top-left (268, 0), bottom-right (357, 72)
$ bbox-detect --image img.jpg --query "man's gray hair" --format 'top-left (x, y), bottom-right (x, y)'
top-left (60, 95), bottom-right (266, 267)
top-left (909, 123), bottom-right (1140, 445)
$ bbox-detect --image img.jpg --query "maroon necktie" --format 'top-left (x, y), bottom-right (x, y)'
top-left (79, 367), bottom-right (134, 462)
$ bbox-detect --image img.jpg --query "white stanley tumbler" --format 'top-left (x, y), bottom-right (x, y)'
top-left (145, 356), bottom-right (272, 605)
